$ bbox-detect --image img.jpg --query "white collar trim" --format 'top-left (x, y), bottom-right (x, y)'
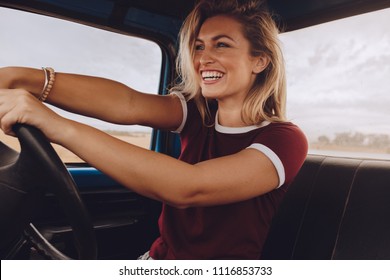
top-left (215, 111), bottom-right (270, 134)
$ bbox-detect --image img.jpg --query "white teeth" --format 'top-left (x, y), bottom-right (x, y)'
top-left (202, 71), bottom-right (224, 81)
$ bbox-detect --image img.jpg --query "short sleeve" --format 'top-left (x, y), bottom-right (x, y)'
top-left (247, 143), bottom-right (286, 188)
top-left (247, 123), bottom-right (308, 188)
top-left (170, 91), bottom-right (188, 133)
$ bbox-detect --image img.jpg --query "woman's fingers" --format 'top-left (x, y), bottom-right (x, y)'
top-left (0, 88), bottom-right (48, 136)
top-left (0, 89), bottom-right (29, 135)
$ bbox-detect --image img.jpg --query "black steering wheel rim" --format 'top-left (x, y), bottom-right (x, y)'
top-left (0, 124), bottom-right (97, 259)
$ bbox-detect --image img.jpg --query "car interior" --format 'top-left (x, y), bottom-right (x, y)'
top-left (0, 0), bottom-right (390, 260)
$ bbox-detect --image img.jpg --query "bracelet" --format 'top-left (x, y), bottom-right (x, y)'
top-left (38, 67), bottom-right (55, 102)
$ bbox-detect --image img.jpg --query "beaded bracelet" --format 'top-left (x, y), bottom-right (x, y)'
top-left (38, 67), bottom-right (55, 102)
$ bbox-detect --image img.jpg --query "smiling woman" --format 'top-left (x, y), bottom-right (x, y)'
top-left (0, 7), bottom-right (161, 162)
top-left (0, 0), bottom-right (308, 260)
top-left (1, 0), bottom-right (390, 270)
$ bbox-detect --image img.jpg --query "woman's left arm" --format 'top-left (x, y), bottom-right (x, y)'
top-left (58, 119), bottom-right (279, 208)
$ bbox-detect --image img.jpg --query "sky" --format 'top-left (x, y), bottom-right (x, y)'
top-left (0, 6), bottom-right (389, 141)
top-left (280, 8), bottom-right (390, 141)
top-left (0, 7), bottom-right (161, 132)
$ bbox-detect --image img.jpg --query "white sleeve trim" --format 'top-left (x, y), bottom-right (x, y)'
top-left (170, 91), bottom-right (187, 133)
top-left (247, 143), bottom-right (285, 188)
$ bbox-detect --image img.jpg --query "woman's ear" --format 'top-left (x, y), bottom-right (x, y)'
top-left (253, 54), bottom-right (270, 74)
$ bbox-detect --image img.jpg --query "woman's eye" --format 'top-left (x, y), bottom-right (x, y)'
top-left (195, 44), bottom-right (204, 51)
top-left (217, 42), bottom-right (229, 48)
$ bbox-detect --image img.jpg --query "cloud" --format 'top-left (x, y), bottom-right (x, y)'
top-left (0, 7), bottom-right (161, 132)
top-left (281, 8), bottom-right (390, 141)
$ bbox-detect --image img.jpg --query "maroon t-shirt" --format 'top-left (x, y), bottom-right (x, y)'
top-left (150, 95), bottom-right (308, 259)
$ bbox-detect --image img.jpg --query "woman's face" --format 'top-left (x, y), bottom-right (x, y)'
top-left (193, 15), bottom-right (266, 103)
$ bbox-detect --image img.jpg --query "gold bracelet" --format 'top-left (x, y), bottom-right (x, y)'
top-left (38, 67), bottom-right (55, 102)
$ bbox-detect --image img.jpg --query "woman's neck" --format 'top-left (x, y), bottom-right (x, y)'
top-left (217, 104), bottom-right (246, 127)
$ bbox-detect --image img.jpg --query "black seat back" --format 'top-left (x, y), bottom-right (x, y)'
top-left (332, 160), bottom-right (390, 259)
top-left (262, 155), bottom-right (390, 260)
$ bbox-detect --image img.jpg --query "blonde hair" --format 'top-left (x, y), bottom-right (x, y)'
top-left (171, 0), bottom-right (286, 125)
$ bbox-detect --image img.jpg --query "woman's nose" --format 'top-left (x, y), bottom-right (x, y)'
top-left (199, 50), bottom-right (214, 65)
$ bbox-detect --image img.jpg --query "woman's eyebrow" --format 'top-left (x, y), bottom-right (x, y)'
top-left (196, 34), bottom-right (236, 43)
top-left (212, 34), bottom-right (236, 42)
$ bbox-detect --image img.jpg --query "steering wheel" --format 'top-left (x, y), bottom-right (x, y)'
top-left (0, 124), bottom-right (97, 259)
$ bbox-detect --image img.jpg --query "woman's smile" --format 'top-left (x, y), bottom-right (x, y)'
top-left (201, 70), bottom-right (224, 82)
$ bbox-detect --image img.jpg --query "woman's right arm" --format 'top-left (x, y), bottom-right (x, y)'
top-left (0, 66), bottom-right (183, 130)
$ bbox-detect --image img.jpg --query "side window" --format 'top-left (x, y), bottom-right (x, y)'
top-left (0, 8), bottom-right (161, 163)
top-left (281, 8), bottom-right (390, 160)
